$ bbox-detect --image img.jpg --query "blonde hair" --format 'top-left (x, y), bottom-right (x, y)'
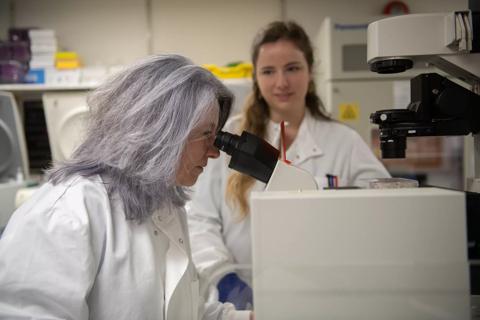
top-left (226, 21), bottom-right (330, 218)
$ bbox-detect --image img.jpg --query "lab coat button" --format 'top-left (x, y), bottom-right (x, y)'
top-left (154, 230), bottom-right (158, 236)
top-left (178, 238), bottom-right (183, 244)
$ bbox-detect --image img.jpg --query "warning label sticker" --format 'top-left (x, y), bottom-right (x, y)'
top-left (338, 103), bottom-right (359, 121)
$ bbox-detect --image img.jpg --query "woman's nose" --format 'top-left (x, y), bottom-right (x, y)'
top-left (207, 144), bottom-right (220, 159)
top-left (275, 72), bottom-right (288, 88)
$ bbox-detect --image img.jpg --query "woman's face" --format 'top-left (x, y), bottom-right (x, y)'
top-left (255, 39), bottom-right (311, 121)
top-left (175, 107), bottom-right (220, 187)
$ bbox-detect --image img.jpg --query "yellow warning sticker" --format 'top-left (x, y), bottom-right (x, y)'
top-left (338, 103), bottom-right (359, 121)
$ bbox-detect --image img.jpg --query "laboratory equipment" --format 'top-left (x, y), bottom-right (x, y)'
top-left (315, 17), bottom-right (463, 190)
top-left (367, 5), bottom-right (480, 193)
top-left (251, 188), bottom-right (470, 320)
top-left (367, 5), bottom-right (480, 316)
top-left (42, 92), bottom-right (89, 163)
top-left (0, 91), bottom-right (29, 227)
top-left (315, 17), bottom-right (432, 147)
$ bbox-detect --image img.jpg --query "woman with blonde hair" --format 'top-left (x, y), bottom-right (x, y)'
top-left (187, 21), bottom-right (390, 309)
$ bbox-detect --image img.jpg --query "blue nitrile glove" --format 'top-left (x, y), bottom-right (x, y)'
top-left (217, 272), bottom-right (253, 310)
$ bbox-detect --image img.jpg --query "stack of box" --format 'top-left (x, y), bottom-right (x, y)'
top-left (0, 28), bottom-right (30, 83)
top-left (26, 29), bottom-right (58, 84)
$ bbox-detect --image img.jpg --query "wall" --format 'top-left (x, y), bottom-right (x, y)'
top-left (2, 0), bottom-right (470, 66)
top-left (152, 0), bottom-right (281, 65)
top-left (0, 0), bottom-right (11, 39)
top-left (288, 0), bottom-right (468, 41)
top-left (11, 0), bottom-right (150, 66)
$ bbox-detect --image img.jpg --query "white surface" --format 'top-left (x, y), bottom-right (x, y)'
top-left (152, 0), bottom-right (281, 65)
top-left (42, 92), bottom-right (89, 162)
top-left (251, 187), bottom-right (469, 320)
top-left (367, 12), bottom-right (480, 84)
top-left (265, 160), bottom-right (317, 191)
top-left (367, 13), bottom-right (467, 61)
top-left (13, 0), bottom-right (149, 66)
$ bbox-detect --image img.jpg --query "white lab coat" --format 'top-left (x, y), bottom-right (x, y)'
top-left (187, 111), bottom-right (391, 286)
top-left (0, 175), bottom-right (249, 320)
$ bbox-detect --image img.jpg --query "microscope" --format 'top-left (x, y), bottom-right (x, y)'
top-left (367, 3), bottom-right (480, 193)
top-left (367, 1), bottom-right (480, 316)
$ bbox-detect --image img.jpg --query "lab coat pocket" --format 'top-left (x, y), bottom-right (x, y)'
top-left (191, 278), bottom-right (199, 320)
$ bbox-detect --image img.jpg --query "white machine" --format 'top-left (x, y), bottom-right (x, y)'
top-left (316, 17), bottom-right (464, 190)
top-left (367, 9), bottom-right (480, 192)
top-left (42, 92), bottom-right (90, 163)
top-left (0, 92), bottom-right (29, 228)
top-left (251, 188), bottom-right (469, 320)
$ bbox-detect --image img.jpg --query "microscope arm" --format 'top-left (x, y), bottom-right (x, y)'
top-left (371, 73), bottom-right (480, 142)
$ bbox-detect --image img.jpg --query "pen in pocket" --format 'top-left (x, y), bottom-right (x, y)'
top-left (326, 174), bottom-right (338, 188)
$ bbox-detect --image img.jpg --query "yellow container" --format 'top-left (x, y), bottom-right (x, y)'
top-left (203, 63), bottom-right (252, 79)
top-left (55, 51), bottom-right (81, 69)
top-left (55, 51), bottom-right (78, 60)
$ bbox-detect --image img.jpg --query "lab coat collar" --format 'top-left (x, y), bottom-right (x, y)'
top-left (265, 110), bottom-right (324, 165)
top-left (151, 205), bottom-right (189, 319)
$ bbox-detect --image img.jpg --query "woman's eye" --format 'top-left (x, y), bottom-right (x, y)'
top-left (260, 69), bottom-right (274, 75)
top-left (203, 132), bottom-right (214, 140)
top-left (286, 65), bottom-right (301, 72)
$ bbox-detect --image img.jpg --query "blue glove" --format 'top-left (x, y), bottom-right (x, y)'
top-left (217, 272), bottom-right (253, 310)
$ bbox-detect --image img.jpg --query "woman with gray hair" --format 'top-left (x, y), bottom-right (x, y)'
top-left (0, 54), bottom-right (252, 320)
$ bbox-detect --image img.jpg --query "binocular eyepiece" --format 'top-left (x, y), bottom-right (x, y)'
top-left (214, 130), bottom-right (280, 183)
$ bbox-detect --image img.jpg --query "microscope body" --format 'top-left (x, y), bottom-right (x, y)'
top-left (367, 5), bottom-right (480, 193)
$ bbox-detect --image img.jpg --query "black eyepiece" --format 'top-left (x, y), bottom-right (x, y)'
top-left (214, 131), bottom-right (240, 155)
top-left (214, 130), bottom-right (280, 183)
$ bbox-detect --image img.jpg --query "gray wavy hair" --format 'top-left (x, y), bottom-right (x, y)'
top-left (48, 54), bottom-right (232, 221)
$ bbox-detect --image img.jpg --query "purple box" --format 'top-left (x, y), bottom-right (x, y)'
top-left (0, 61), bottom-right (28, 83)
top-left (8, 28), bottom-right (31, 43)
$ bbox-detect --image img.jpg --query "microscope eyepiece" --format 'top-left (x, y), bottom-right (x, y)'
top-left (214, 130), bottom-right (280, 183)
top-left (214, 131), bottom-right (240, 155)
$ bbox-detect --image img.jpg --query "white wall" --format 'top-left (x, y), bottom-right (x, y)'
top-left (152, 0), bottom-right (281, 65)
top-left (12, 0), bottom-right (149, 66)
top-left (3, 0), bottom-right (470, 66)
top-left (287, 0), bottom-right (468, 41)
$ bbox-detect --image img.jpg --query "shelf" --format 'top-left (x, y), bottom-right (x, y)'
top-left (0, 83), bottom-right (97, 92)
top-left (0, 78), bottom-right (251, 93)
